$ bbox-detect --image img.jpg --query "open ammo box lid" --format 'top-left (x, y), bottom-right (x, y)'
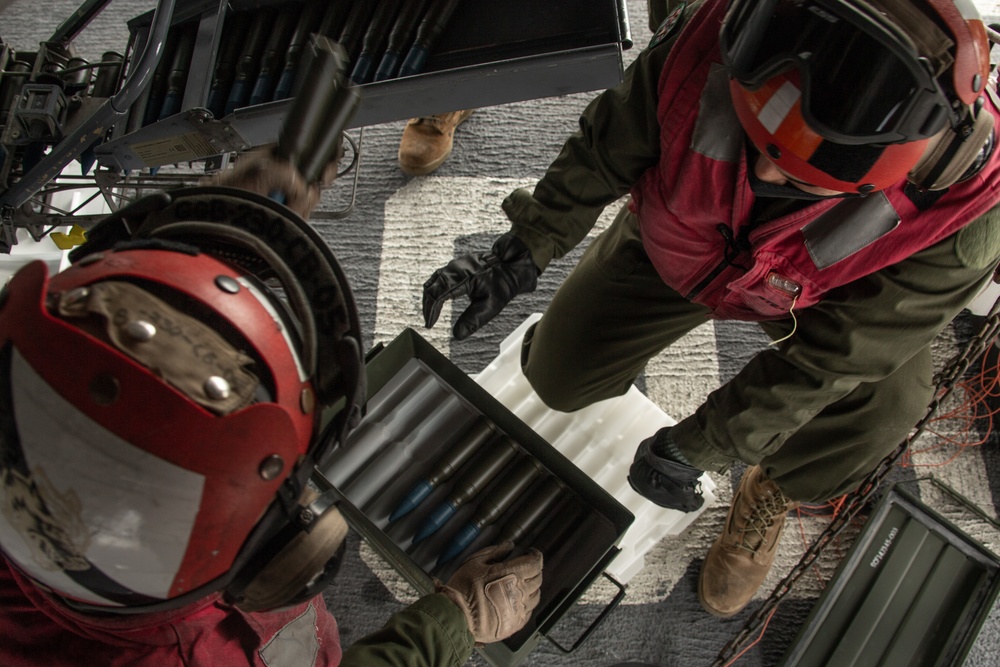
top-left (779, 486), bottom-right (1000, 667)
top-left (314, 328), bottom-right (634, 666)
top-left (95, 0), bottom-right (631, 171)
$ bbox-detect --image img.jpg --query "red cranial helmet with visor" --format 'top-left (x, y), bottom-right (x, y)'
top-left (0, 187), bottom-right (365, 614)
top-left (722, 0), bottom-right (995, 193)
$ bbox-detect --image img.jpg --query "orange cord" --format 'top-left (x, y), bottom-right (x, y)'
top-left (904, 347), bottom-right (1000, 468)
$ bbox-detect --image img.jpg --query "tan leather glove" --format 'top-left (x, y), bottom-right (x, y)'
top-left (437, 541), bottom-right (543, 644)
top-left (201, 147), bottom-right (336, 219)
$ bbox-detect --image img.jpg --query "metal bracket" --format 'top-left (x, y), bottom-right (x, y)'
top-left (94, 106), bottom-right (251, 172)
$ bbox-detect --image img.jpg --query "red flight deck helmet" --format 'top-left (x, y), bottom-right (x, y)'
top-left (0, 187), bottom-right (366, 614)
top-left (722, 0), bottom-right (994, 192)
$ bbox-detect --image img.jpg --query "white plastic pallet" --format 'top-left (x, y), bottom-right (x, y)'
top-left (474, 314), bottom-right (716, 584)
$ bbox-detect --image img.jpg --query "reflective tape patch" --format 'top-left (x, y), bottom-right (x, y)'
top-left (260, 603), bottom-right (320, 667)
top-left (758, 80), bottom-right (801, 134)
top-left (692, 63), bottom-right (744, 162)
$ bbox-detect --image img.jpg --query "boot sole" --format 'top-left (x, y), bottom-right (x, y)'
top-left (696, 565), bottom-right (743, 618)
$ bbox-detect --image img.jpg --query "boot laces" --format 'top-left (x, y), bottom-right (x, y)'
top-left (735, 490), bottom-right (789, 554)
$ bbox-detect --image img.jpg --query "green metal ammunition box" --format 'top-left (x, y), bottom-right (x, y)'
top-left (780, 486), bottom-right (1000, 667)
top-left (315, 328), bottom-right (634, 667)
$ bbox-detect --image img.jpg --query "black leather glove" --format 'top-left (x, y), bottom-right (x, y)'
top-left (423, 232), bottom-right (540, 340)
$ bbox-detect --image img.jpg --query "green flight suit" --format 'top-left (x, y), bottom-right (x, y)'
top-left (503, 4), bottom-right (1000, 502)
top-left (341, 593), bottom-right (474, 667)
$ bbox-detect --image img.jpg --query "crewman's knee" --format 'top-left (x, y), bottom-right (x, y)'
top-left (521, 357), bottom-right (592, 412)
top-left (520, 324), bottom-right (600, 412)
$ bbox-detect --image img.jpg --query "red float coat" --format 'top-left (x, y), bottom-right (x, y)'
top-left (0, 556), bottom-right (342, 667)
top-left (628, 0), bottom-right (1000, 321)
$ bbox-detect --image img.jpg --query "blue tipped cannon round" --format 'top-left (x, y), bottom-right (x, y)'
top-left (389, 480), bottom-right (434, 523)
top-left (412, 501), bottom-right (456, 545)
top-left (437, 523), bottom-right (480, 566)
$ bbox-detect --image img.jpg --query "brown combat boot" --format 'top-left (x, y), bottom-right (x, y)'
top-left (698, 465), bottom-right (799, 617)
top-left (398, 109), bottom-right (474, 176)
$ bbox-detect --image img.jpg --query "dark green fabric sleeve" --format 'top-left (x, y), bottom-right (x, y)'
top-left (671, 205), bottom-right (1000, 471)
top-left (339, 593), bottom-right (474, 667)
top-left (501, 32), bottom-right (673, 272)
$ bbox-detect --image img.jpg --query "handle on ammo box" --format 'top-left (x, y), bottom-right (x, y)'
top-left (544, 571), bottom-right (627, 654)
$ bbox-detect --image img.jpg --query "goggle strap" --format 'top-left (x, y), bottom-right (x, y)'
top-left (865, 0), bottom-right (954, 76)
